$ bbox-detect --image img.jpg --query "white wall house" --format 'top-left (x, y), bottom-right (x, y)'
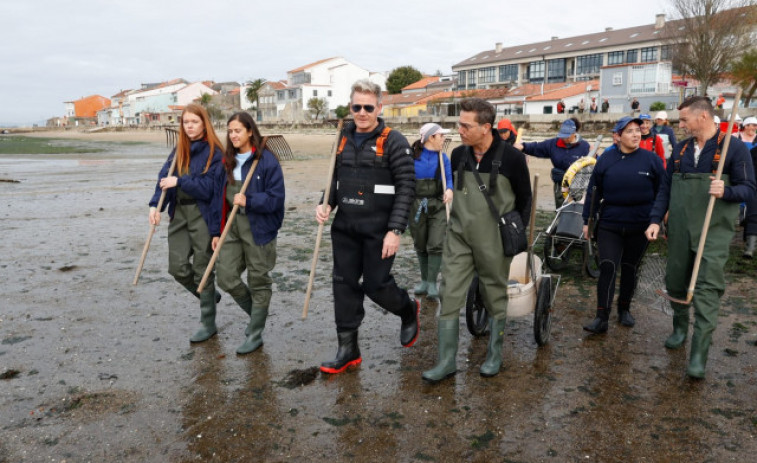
top-left (175, 82), bottom-right (217, 106)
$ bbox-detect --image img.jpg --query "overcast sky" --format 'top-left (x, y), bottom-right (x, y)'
top-left (0, 0), bottom-right (667, 126)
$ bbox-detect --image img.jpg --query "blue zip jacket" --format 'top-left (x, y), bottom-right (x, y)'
top-left (649, 130), bottom-right (756, 224)
top-left (415, 147), bottom-right (453, 189)
top-left (582, 147), bottom-right (665, 229)
top-left (219, 148), bottom-right (285, 246)
top-left (150, 140), bottom-right (224, 236)
top-left (521, 137), bottom-right (590, 182)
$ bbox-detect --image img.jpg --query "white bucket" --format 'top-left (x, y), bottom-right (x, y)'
top-left (507, 252), bottom-right (542, 318)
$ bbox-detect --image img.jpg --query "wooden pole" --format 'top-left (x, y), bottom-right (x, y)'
top-left (515, 127), bottom-right (525, 145)
top-left (196, 138), bottom-right (267, 294)
top-left (526, 173), bottom-right (539, 284)
top-left (658, 89), bottom-right (742, 305)
top-left (302, 120), bottom-right (344, 319)
top-left (133, 154), bottom-right (178, 285)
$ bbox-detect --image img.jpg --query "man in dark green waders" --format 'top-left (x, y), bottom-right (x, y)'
top-left (646, 96), bottom-right (755, 379)
top-left (422, 98), bottom-right (531, 383)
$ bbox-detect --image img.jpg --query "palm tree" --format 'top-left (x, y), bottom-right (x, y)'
top-left (245, 78), bottom-right (267, 111)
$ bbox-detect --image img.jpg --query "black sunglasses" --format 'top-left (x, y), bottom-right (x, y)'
top-left (351, 104), bottom-right (376, 113)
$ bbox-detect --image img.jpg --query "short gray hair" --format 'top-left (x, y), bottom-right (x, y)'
top-left (350, 79), bottom-right (382, 105)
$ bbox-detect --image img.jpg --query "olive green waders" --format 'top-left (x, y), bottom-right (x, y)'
top-left (422, 169), bottom-right (514, 382)
top-left (409, 178), bottom-right (447, 299)
top-left (664, 173), bottom-right (738, 378)
top-left (217, 182), bottom-right (276, 354)
top-left (168, 189), bottom-right (218, 343)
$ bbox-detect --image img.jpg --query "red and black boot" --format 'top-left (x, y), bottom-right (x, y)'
top-left (320, 330), bottom-right (362, 374)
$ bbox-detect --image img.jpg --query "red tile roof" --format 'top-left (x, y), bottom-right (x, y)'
top-left (288, 57), bottom-right (339, 74)
top-left (416, 88), bottom-right (509, 105)
top-left (402, 76), bottom-right (440, 91)
top-left (383, 91), bottom-right (446, 105)
top-left (527, 80), bottom-right (599, 101)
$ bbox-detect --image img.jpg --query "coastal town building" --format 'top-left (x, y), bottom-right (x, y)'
top-left (63, 95), bottom-right (111, 126)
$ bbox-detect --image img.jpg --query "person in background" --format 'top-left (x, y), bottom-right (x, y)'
top-left (315, 79), bottom-right (418, 375)
top-left (581, 117), bottom-right (665, 333)
top-left (601, 98), bottom-right (610, 113)
top-left (589, 98), bottom-right (598, 114)
top-left (214, 112), bottom-right (285, 355)
top-left (497, 118), bottom-right (518, 145)
top-left (639, 114), bottom-right (667, 168)
top-left (653, 111), bottom-right (677, 157)
top-left (557, 100), bottom-right (565, 114)
top-left (737, 116), bottom-right (757, 257)
top-left (631, 97), bottom-right (640, 114)
top-left (409, 123), bottom-right (453, 300)
top-left (148, 104), bottom-right (225, 343)
top-left (645, 96), bottom-right (755, 379)
top-left (422, 98), bottom-right (531, 383)
top-left (515, 117), bottom-right (590, 209)
top-left (578, 99), bottom-right (586, 114)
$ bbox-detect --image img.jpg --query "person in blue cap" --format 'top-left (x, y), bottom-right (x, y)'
top-left (581, 116), bottom-right (665, 334)
top-left (515, 117), bottom-right (590, 209)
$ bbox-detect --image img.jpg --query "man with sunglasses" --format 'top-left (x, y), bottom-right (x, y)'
top-left (423, 98), bottom-right (531, 383)
top-left (315, 79), bottom-right (418, 375)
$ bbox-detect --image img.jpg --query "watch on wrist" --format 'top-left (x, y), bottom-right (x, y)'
top-left (391, 229), bottom-right (403, 236)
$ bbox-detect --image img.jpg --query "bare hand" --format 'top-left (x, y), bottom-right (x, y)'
top-left (709, 176), bottom-right (725, 198)
top-left (582, 225), bottom-right (589, 240)
top-left (149, 207), bottom-right (160, 226)
top-left (211, 236), bottom-right (219, 251)
top-left (443, 189), bottom-right (453, 204)
top-left (382, 232), bottom-right (400, 259)
top-left (315, 204), bottom-right (332, 224)
top-left (159, 176), bottom-right (178, 190)
top-left (514, 142), bottom-right (524, 151)
top-left (645, 223), bottom-right (660, 241)
top-left (233, 193), bottom-right (246, 208)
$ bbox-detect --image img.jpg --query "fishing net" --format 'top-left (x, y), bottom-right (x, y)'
top-left (634, 241), bottom-right (672, 316)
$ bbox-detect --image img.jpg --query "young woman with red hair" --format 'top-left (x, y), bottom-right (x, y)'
top-left (149, 103), bottom-right (225, 343)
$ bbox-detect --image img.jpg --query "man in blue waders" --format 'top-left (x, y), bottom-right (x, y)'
top-left (645, 96), bottom-right (755, 379)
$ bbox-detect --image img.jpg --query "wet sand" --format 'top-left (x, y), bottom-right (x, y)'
top-left (1, 131), bottom-right (756, 462)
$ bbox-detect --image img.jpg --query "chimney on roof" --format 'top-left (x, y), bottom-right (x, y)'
top-left (655, 13), bottom-right (665, 29)
top-left (495, 42), bottom-right (503, 53)
top-left (551, 36), bottom-right (558, 40)
top-left (605, 27), bottom-right (613, 32)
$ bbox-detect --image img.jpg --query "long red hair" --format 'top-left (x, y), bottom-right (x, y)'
top-left (175, 103), bottom-right (223, 175)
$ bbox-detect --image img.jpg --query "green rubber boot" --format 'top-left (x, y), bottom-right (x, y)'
top-left (664, 303), bottom-right (689, 349)
top-left (232, 291), bottom-right (253, 335)
top-left (190, 287), bottom-right (218, 343)
top-left (687, 325), bottom-right (712, 379)
top-left (236, 307), bottom-right (267, 355)
top-left (414, 252), bottom-right (429, 295)
top-left (421, 319), bottom-right (459, 383)
top-left (426, 254), bottom-right (442, 300)
top-left (480, 317), bottom-right (507, 377)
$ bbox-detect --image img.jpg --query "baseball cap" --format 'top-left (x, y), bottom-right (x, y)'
top-left (419, 123), bottom-right (450, 144)
top-left (557, 119), bottom-right (577, 138)
top-left (640, 113), bottom-right (652, 120)
top-left (613, 116), bottom-right (643, 133)
top-left (497, 119), bottom-right (516, 133)
top-left (655, 111), bottom-right (668, 120)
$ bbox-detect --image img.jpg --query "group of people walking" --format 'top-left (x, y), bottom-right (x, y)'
top-left (146, 80), bottom-right (755, 382)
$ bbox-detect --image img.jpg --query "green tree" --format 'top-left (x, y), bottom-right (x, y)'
top-left (731, 49), bottom-right (757, 107)
top-left (663, 0), bottom-right (756, 97)
top-left (386, 66), bottom-right (424, 94)
top-left (199, 93), bottom-right (213, 107)
top-left (307, 97), bottom-right (328, 120)
top-left (334, 105), bottom-right (350, 119)
top-left (245, 78), bottom-right (267, 110)
top-left (650, 101), bottom-right (667, 111)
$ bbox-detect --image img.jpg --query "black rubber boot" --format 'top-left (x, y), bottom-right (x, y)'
top-left (583, 308), bottom-right (609, 334)
top-left (617, 301), bottom-right (635, 327)
top-left (400, 298), bottom-right (420, 347)
top-left (422, 319), bottom-right (459, 383)
top-left (320, 330), bottom-right (361, 374)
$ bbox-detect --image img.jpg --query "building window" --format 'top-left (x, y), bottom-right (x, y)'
top-left (608, 51), bottom-right (624, 65)
top-left (498, 64), bottom-right (518, 82)
top-left (547, 58), bottom-right (566, 83)
top-left (626, 49), bottom-right (638, 64)
top-left (478, 67), bottom-right (496, 83)
top-left (328, 90), bottom-right (332, 97)
top-left (630, 64), bottom-right (658, 94)
top-left (576, 53), bottom-right (603, 76)
top-left (640, 47), bottom-right (658, 63)
top-left (660, 45), bottom-right (672, 61)
top-left (277, 91), bottom-right (285, 101)
top-left (288, 89), bottom-right (297, 99)
top-left (468, 70), bottom-right (476, 88)
top-left (613, 72), bottom-right (623, 86)
top-left (457, 70), bottom-right (467, 89)
top-left (528, 61), bottom-right (545, 82)
top-left (313, 90), bottom-right (318, 97)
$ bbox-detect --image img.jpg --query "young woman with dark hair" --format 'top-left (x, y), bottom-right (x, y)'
top-left (213, 112), bottom-right (285, 354)
top-left (149, 103), bottom-right (225, 343)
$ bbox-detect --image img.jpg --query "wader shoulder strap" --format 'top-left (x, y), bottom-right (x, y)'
top-left (466, 152), bottom-right (501, 223)
top-left (674, 133), bottom-right (727, 174)
top-left (375, 127), bottom-right (392, 157)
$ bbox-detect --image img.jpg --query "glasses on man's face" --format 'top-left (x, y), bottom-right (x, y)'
top-left (351, 104), bottom-right (376, 113)
top-left (457, 121), bottom-right (482, 131)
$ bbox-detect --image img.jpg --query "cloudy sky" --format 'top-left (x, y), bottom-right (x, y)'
top-left (0, 0), bottom-right (667, 126)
